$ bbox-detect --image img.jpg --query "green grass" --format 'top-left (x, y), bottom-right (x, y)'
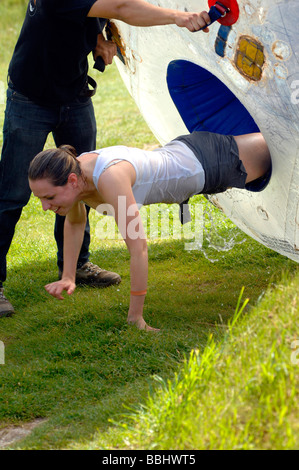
top-left (0, 1), bottom-right (298, 450)
top-left (1, 195), bottom-right (298, 449)
top-left (87, 274), bottom-right (299, 450)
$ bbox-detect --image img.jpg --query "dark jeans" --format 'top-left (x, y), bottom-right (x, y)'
top-left (0, 86), bottom-right (97, 286)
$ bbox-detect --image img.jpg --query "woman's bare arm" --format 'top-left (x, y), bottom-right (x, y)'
top-left (45, 203), bottom-right (87, 300)
top-left (98, 163), bottom-right (158, 330)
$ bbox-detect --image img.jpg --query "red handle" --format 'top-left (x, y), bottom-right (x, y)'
top-left (208, 0), bottom-right (240, 26)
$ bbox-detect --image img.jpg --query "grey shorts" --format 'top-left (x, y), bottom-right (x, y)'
top-left (174, 131), bottom-right (247, 194)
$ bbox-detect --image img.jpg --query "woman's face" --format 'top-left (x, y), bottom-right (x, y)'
top-left (29, 177), bottom-right (78, 216)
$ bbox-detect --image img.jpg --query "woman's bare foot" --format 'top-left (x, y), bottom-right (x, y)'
top-left (127, 316), bottom-right (160, 331)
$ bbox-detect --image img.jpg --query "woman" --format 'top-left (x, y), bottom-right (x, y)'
top-left (28, 131), bottom-right (271, 330)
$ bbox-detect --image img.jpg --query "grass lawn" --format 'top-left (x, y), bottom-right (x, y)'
top-left (0, 1), bottom-right (298, 450)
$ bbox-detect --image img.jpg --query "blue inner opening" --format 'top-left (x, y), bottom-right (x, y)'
top-left (166, 60), bottom-right (272, 192)
top-left (167, 60), bottom-right (260, 135)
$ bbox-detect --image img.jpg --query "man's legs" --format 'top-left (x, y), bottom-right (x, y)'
top-left (0, 87), bottom-right (51, 315)
top-left (52, 97), bottom-right (121, 286)
top-left (52, 98), bottom-right (96, 272)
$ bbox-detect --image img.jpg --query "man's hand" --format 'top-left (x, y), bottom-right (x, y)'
top-left (93, 33), bottom-right (117, 65)
top-left (175, 10), bottom-right (211, 32)
top-left (45, 279), bottom-right (76, 300)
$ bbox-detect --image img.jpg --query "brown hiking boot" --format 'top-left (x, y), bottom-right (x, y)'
top-left (0, 288), bottom-right (15, 318)
top-left (59, 262), bottom-right (121, 287)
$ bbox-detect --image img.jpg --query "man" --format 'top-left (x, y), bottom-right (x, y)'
top-left (0, 0), bottom-right (210, 317)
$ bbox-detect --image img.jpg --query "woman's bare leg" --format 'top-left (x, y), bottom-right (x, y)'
top-left (234, 133), bottom-right (271, 183)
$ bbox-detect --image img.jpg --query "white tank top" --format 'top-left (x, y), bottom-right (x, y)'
top-left (91, 140), bottom-right (205, 206)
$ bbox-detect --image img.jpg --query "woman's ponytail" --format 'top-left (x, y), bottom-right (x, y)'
top-left (29, 145), bottom-right (82, 186)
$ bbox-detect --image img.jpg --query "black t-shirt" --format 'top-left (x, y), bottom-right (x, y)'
top-left (9, 0), bottom-right (107, 104)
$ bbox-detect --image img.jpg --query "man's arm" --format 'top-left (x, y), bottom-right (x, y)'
top-left (88, 0), bottom-right (210, 32)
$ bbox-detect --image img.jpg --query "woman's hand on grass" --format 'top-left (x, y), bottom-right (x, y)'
top-left (45, 279), bottom-right (76, 300)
